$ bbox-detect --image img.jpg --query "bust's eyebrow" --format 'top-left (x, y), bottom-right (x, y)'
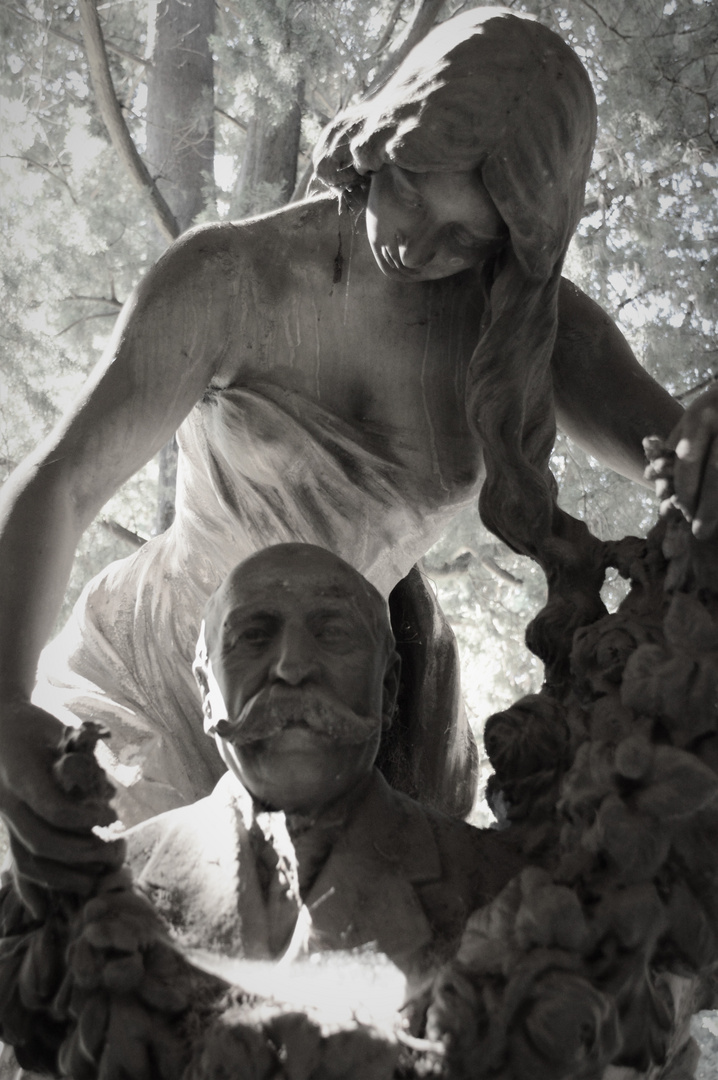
top-left (307, 603), bottom-right (358, 620)
top-left (222, 608), bottom-right (278, 630)
top-left (312, 584), bottom-right (356, 599)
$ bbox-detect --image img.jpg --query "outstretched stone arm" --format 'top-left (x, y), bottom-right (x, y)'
top-left (553, 287), bottom-right (718, 541)
top-left (0, 227), bottom-right (234, 886)
top-left (552, 279), bottom-right (682, 484)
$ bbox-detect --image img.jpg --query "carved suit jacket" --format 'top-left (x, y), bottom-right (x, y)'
top-left (123, 769), bottom-right (521, 988)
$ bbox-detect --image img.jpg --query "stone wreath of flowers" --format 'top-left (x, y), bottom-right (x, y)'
top-left (1, 436), bottom-right (717, 1080)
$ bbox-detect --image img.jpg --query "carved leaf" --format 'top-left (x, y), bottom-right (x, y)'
top-left (664, 592), bottom-right (718, 652)
top-left (507, 971), bottom-right (620, 1080)
top-left (635, 747), bottom-right (718, 822)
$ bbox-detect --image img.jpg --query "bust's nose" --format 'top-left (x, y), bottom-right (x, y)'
top-left (270, 623), bottom-right (319, 686)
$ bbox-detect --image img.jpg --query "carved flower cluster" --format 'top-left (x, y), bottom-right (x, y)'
top-left (0, 723), bottom-right (228, 1079)
top-left (186, 996), bottom-right (402, 1080)
top-left (429, 504), bottom-right (718, 1078)
top-left (58, 873), bottom-right (201, 1080)
top-left (426, 868), bottom-right (620, 1080)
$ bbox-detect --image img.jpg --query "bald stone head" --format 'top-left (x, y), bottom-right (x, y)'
top-left (194, 544), bottom-right (400, 814)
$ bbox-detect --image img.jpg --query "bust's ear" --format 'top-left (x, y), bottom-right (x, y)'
top-left (382, 651), bottom-right (401, 730)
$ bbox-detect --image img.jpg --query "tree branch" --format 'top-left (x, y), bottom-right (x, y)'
top-left (55, 310), bottom-right (119, 336)
top-left (366, 0), bottom-right (447, 95)
top-left (214, 106), bottom-right (247, 133)
top-left (77, 0), bottom-right (179, 242)
top-left (291, 157), bottom-right (314, 202)
top-left (63, 293), bottom-right (123, 307)
top-left (367, 0), bottom-right (405, 62)
top-left (1, 1), bottom-right (145, 65)
top-left (576, 0), bottom-right (634, 41)
top-left (427, 547), bottom-right (523, 584)
top-left (675, 371), bottom-right (718, 402)
top-left (581, 162), bottom-right (679, 219)
top-left (3, 154), bottom-right (77, 200)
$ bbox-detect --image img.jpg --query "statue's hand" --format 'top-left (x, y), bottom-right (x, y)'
top-left (647, 386), bottom-right (718, 540)
top-left (0, 701), bottom-right (125, 897)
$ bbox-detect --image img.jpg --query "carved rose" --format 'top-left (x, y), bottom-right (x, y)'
top-left (665, 878), bottom-right (718, 972)
top-left (484, 695), bottom-right (569, 784)
top-left (622, 645), bottom-right (718, 745)
top-left (587, 793), bottom-right (669, 885)
top-left (635, 745), bottom-right (718, 822)
top-left (586, 697), bottom-right (637, 744)
top-left (593, 882), bottom-right (667, 955)
top-left (507, 971), bottom-right (620, 1080)
top-left (664, 592), bottom-right (718, 652)
top-left (663, 513), bottom-right (695, 592)
top-left (186, 999), bottom-right (400, 1080)
top-left (571, 615), bottom-right (662, 702)
top-left (559, 741), bottom-right (615, 827)
top-left (52, 720), bottom-right (117, 805)
top-left (456, 869), bottom-right (590, 976)
top-left (0, 884), bottom-right (68, 1073)
top-left (614, 734), bottom-right (653, 781)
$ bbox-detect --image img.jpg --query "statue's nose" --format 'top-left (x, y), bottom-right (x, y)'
top-left (270, 625), bottom-right (319, 685)
top-left (396, 231), bottom-right (436, 270)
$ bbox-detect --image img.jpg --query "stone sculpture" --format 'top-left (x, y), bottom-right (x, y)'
top-left (3, 433), bottom-right (718, 1079)
top-left (3, 437), bottom-right (718, 1077)
top-left (3, 4), bottom-right (718, 1074)
top-left (0, 6), bottom-right (691, 892)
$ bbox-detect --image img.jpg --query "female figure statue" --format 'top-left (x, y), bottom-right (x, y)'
top-left (0, 8), bottom-right (703, 889)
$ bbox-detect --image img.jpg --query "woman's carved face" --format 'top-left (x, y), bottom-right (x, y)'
top-left (366, 163), bottom-right (506, 281)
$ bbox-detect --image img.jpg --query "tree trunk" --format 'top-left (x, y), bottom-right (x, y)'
top-left (145, 0), bottom-right (215, 532)
top-left (77, 0), bottom-right (179, 242)
top-left (145, 0), bottom-right (215, 234)
top-left (233, 79), bottom-right (305, 217)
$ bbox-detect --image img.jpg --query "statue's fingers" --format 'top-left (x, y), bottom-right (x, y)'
top-left (692, 436), bottom-right (718, 539)
top-left (2, 793), bottom-right (123, 866)
top-left (673, 443), bottom-right (706, 520)
top-left (673, 408), bottom-right (718, 519)
top-left (10, 775), bottom-right (117, 833)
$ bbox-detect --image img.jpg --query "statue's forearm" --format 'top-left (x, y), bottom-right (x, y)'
top-left (0, 455), bottom-right (86, 700)
top-left (553, 278), bottom-right (683, 485)
top-left (0, 229), bottom-right (234, 701)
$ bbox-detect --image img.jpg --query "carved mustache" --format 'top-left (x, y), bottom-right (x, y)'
top-left (210, 687), bottom-right (381, 747)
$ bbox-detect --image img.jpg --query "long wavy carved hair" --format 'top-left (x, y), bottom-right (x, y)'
top-left (312, 8), bottom-right (606, 668)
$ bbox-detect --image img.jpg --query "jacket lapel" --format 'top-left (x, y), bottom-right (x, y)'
top-left (132, 772), bottom-right (272, 957)
top-left (295, 772), bottom-right (443, 963)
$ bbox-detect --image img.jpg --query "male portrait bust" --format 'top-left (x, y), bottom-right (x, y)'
top-left (123, 544), bottom-right (521, 991)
